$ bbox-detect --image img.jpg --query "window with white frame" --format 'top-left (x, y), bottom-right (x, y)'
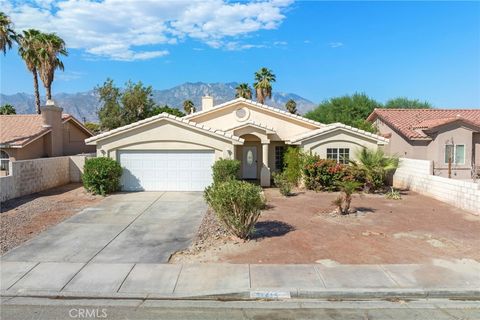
top-left (444, 144), bottom-right (465, 165)
top-left (326, 148), bottom-right (350, 164)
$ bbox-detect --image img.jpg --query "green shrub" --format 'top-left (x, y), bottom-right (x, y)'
top-left (273, 171), bottom-right (292, 196)
top-left (350, 148), bottom-right (399, 192)
top-left (211, 159), bottom-right (240, 184)
top-left (204, 180), bottom-right (265, 239)
top-left (303, 155), bottom-right (348, 191)
top-left (283, 147), bottom-right (305, 185)
top-left (83, 157), bottom-right (123, 195)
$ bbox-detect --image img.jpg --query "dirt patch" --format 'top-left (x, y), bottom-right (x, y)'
top-left (0, 183), bottom-right (101, 254)
top-left (171, 188), bottom-right (480, 264)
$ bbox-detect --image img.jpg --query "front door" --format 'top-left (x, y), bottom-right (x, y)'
top-left (242, 146), bottom-right (257, 179)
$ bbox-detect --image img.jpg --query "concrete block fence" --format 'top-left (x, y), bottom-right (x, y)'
top-left (393, 158), bottom-right (480, 215)
top-left (0, 154), bottom-right (95, 202)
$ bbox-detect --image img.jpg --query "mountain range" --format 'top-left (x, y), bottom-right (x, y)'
top-left (0, 82), bottom-right (316, 122)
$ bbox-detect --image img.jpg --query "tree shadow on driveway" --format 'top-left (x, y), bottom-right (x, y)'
top-left (251, 220), bottom-right (295, 240)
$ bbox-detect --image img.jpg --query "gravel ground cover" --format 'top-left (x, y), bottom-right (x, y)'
top-left (171, 188), bottom-right (480, 264)
top-left (0, 183), bottom-right (101, 254)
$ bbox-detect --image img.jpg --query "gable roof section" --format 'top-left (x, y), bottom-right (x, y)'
top-left (226, 120), bottom-right (276, 134)
top-left (85, 112), bottom-right (244, 145)
top-left (367, 109), bottom-right (480, 140)
top-left (288, 122), bottom-right (389, 145)
top-left (184, 98), bottom-right (324, 128)
top-left (0, 115), bottom-right (51, 148)
top-left (62, 114), bottom-right (94, 136)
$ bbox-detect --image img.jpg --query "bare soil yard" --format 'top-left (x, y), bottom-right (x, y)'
top-left (0, 183), bottom-right (101, 254)
top-left (171, 189), bottom-right (480, 264)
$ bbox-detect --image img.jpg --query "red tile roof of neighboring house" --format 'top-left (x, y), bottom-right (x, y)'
top-left (0, 113), bottom-right (92, 147)
top-left (367, 109), bottom-right (480, 139)
top-left (0, 115), bottom-right (50, 147)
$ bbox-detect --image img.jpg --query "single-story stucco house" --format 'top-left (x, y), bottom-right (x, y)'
top-left (86, 97), bottom-right (388, 191)
top-left (367, 108), bottom-right (480, 179)
top-left (0, 101), bottom-right (95, 173)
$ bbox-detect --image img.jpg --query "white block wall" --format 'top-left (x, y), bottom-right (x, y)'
top-left (393, 158), bottom-right (480, 215)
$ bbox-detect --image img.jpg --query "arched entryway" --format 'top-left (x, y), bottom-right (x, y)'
top-left (235, 134), bottom-right (271, 186)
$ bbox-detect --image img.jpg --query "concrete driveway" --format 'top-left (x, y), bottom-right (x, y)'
top-left (1, 192), bottom-right (206, 263)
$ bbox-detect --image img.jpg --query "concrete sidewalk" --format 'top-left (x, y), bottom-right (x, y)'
top-left (1, 259), bottom-right (479, 300)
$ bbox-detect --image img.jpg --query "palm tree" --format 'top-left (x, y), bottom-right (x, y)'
top-left (17, 29), bottom-right (43, 114)
top-left (285, 99), bottom-right (297, 114)
top-left (235, 83), bottom-right (252, 99)
top-left (350, 148), bottom-right (399, 193)
top-left (253, 67), bottom-right (276, 104)
top-left (183, 100), bottom-right (195, 114)
top-left (38, 33), bottom-right (67, 100)
top-left (0, 12), bottom-right (16, 55)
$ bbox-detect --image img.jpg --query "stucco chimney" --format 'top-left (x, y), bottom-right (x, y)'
top-left (41, 100), bottom-right (64, 157)
top-left (201, 96), bottom-right (214, 111)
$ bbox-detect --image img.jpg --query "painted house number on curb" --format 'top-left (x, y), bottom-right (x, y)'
top-left (250, 291), bottom-right (291, 299)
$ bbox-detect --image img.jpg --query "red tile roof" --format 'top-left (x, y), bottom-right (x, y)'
top-left (0, 113), bottom-right (91, 147)
top-left (0, 115), bottom-right (50, 147)
top-left (367, 109), bottom-right (480, 139)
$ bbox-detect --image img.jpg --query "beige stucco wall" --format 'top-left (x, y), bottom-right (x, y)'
top-left (474, 133), bottom-right (480, 170)
top-left (41, 105), bottom-right (64, 157)
top-left (300, 129), bottom-right (380, 161)
top-left (375, 119), bottom-right (477, 179)
top-left (1, 135), bottom-right (49, 161)
top-left (189, 101), bottom-right (319, 141)
top-left (63, 121), bottom-right (96, 155)
top-left (375, 119), bottom-right (429, 158)
top-left (427, 123), bottom-right (475, 179)
top-left (94, 120), bottom-right (236, 161)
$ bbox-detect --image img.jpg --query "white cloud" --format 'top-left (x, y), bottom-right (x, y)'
top-left (3, 0), bottom-right (293, 61)
top-left (224, 42), bottom-right (268, 51)
top-left (328, 42), bottom-right (344, 48)
top-left (57, 71), bottom-right (85, 81)
top-left (273, 41), bottom-right (288, 46)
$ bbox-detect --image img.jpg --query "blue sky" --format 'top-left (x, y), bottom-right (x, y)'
top-left (1, 0), bottom-right (479, 108)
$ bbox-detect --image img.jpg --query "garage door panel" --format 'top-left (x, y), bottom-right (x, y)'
top-left (119, 151), bottom-right (214, 191)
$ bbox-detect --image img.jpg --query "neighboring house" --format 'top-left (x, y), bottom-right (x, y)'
top-left (367, 108), bottom-right (480, 179)
top-left (86, 97), bottom-right (388, 191)
top-left (0, 100), bottom-right (95, 174)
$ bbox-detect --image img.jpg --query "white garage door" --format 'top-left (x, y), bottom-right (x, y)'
top-left (119, 151), bottom-right (215, 191)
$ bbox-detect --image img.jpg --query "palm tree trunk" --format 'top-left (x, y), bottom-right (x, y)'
top-left (32, 68), bottom-right (41, 114)
top-left (46, 84), bottom-right (52, 101)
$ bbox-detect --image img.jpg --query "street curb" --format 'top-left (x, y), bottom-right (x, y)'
top-left (2, 288), bottom-right (480, 301)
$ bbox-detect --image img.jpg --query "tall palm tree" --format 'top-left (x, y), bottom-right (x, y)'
top-left (0, 11), bottom-right (16, 55)
top-left (183, 100), bottom-right (195, 114)
top-left (253, 67), bottom-right (276, 104)
top-left (17, 29), bottom-right (43, 114)
top-left (235, 83), bottom-right (252, 99)
top-left (38, 33), bottom-right (67, 100)
top-left (285, 99), bottom-right (297, 114)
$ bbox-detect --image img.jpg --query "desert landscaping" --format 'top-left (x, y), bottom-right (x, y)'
top-left (172, 188), bottom-right (480, 265)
